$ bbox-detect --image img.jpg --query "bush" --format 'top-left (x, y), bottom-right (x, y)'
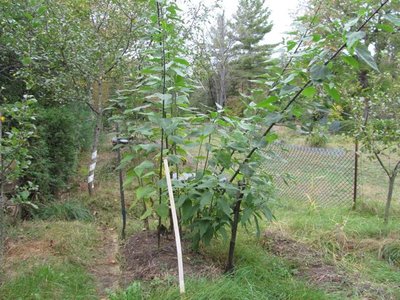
top-left (306, 126), bottom-right (328, 147)
top-left (25, 104), bottom-right (94, 198)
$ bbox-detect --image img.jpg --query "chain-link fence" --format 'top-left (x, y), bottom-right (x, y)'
top-left (264, 142), bottom-right (355, 206)
top-left (358, 153), bottom-right (400, 204)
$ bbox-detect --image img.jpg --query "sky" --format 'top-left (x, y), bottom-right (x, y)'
top-left (203, 0), bottom-right (301, 44)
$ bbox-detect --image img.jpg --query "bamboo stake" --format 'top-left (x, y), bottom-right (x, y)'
top-left (163, 158), bottom-right (185, 294)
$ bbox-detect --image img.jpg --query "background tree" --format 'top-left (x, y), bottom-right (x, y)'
top-left (209, 12), bottom-right (235, 108)
top-left (229, 0), bottom-right (274, 94)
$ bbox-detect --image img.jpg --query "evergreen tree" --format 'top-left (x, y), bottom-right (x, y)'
top-left (230, 0), bottom-right (274, 92)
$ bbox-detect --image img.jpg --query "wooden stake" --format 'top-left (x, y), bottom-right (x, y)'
top-left (163, 158), bottom-right (185, 294)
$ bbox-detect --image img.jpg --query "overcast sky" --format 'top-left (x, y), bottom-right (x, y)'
top-left (202, 0), bottom-right (301, 43)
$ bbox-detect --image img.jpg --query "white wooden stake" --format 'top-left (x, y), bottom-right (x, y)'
top-left (163, 158), bottom-right (185, 294)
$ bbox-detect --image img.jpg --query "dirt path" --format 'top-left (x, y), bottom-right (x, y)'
top-left (90, 227), bottom-right (121, 299)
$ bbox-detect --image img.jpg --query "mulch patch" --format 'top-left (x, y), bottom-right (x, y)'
top-left (121, 230), bottom-right (221, 285)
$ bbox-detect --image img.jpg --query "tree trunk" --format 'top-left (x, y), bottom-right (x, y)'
top-left (384, 176), bottom-right (396, 224)
top-left (225, 181), bottom-right (245, 273)
top-left (0, 113), bottom-right (4, 284)
top-left (88, 78), bottom-right (103, 196)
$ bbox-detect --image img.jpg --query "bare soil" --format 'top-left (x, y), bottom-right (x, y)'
top-left (89, 227), bottom-right (121, 299)
top-left (121, 230), bottom-right (221, 286)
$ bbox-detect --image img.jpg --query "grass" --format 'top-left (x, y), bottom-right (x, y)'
top-left (111, 234), bottom-right (332, 300)
top-left (1, 221), bottom-right (101, 299)
top-left (0, 262), bottom-right (97, 300)
top-left (267, 199), bottom-right (400, 298)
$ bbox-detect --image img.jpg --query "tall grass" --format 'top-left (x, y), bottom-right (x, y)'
top-left (35, 200), bottom-right (93, 221)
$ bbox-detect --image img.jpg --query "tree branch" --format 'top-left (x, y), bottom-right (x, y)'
top-left (374, 152), bottom-right (390, 177)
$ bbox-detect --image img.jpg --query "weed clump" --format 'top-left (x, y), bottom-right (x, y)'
top-left (381, 242), bottom-right (400, 266)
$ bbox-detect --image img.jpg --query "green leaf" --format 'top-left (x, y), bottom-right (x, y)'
top-left (325, 86), bottom-right (341, 102)
top-left (312, 34), bottom-right (321, 42)
top-left (173, 57), bottom-right (190, 66)
top-left (134, 160), bottom-right (154, 177)
top-left (182, 201), bottom-right (198, 222)
top-left (384, 14), bottom-right (400, 26)
top-left (287, 40), bottom-right (297, 51)
top-left (280, 85), bottom-right (300, 96)
top-left (355, 45), bottom-right (379, 72)
top-left (200, 191), bottom-right (213, 210)
top-left (376, 24), bottom-right (394, 33)
top-left (241, 207), bottom-right (253, 224)
top-left (310, 64), bottom-right (331, 82)
top-left (22, 56), bottom-right (32, 66)
top-left (123, 173), bottom-right (135, 187)
top-left (256, 96), bottom-right (278, 108)
top-left (140, 208), bottom-right (153, 220)
top-left (218, 199), bottom-right (231, 217)
top-left (302, 86), bottom-right (316, 98)
top-left (136, 186), bottom-right (156, 200)
top-left (342, 56), bottom-right (359, 69)
top-left (346, 31), bottom-right (365, 49)
top-left (120, 154), bottom-right (134, 165)
top-left (155, 203), bottom-right (170, 219)
top-left (265, 133), bottom-right (278, 143)
top-left (216, 150), bottom-right (232, 169)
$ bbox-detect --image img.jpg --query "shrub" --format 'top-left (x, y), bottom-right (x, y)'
top-left (25, 104), bottom-right (94, 198)
top-left (306, 126), bottom-right (328, 147)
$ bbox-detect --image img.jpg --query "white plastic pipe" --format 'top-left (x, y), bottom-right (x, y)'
top-left (163, 158), bottom-right (185, 294)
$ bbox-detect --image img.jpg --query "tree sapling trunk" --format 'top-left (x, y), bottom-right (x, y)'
top-left (225, 180), bottom-right (245, 273)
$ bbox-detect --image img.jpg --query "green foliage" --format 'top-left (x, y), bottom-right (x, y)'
top-left (34, 200), bottom-right (93, 222)
top-left (0, 263), bottom-right (97, 299)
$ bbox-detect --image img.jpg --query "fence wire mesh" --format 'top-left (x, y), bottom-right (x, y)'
top-left (264, 142), bottom-right (355, 206)
top-left (358, 153), bottom-right (400, 203)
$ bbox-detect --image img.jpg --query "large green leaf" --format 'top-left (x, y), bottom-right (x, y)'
top-left (155, 203), bottom-right (170, 219)
top-left (355, 45), bottom-right (379, 72)
top-left (310, 64), bottom-right (331, 82)
top-left (218, 199), bottom-right (231, 217)
top-left (302, 86), bottom-right (316, 98)
top-left (346, 31), bottom-right (365, 49)
top-left (256, 96), bottom-right (278, 108)
top-left (280, 85), bottom-right (300, 96)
